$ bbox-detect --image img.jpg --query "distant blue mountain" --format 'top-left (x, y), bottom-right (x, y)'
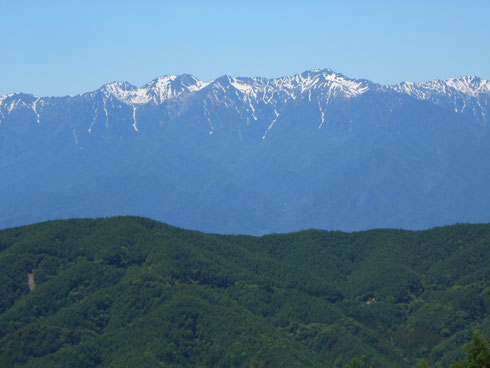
top-left (1, 69), bottom-right (489, 233)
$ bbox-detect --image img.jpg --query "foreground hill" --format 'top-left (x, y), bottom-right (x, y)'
top-left (1, 69), bottom-right (490, 233)
top-left (0, 217), bottom-right (489, 367)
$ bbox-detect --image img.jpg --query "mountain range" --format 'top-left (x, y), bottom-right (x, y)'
top-left (1, 69), bottom-right (489, 233)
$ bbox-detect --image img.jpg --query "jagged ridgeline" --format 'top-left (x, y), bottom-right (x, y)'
top-left (0, 217), bottom-right (488, 367)
top-left (1, 69), bottom-right (490, 234)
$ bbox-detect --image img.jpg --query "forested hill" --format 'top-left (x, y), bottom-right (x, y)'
top-left (0, 217), bottom-right (488, 367)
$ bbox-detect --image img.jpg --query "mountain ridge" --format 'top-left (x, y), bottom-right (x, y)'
top-left (1, 68), bottom-right (489, 234)
top-left (1, 69), bottom-right (489, 132)
top-left (2, 69), bottom-right (489, 100)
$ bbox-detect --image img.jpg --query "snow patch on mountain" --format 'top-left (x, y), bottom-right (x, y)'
top-left (230, 78), bottom-right (254, 94)
top-left (262, 109), bottom-right (280, 140)
top-left (132, 106), bottom-right (139, 132)
top-left (0, 70), bottom-right (488, 128)
top-left (99, 75), bottom-right (210, 105)
top-left (226, 69), bottom-right (371, 105)
top-left (32, 98), bottom-right (43, 123)
top-left (392, 76), bottom-right (490, 98)
top-left (390, 76), bottom-right (490, 124)
top-left (0, 94), bottom-right (13, 107)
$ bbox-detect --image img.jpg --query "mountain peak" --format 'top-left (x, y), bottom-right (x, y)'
top-left (101, 81), bottom-right (137, 92)
top-left (99, 81), bottom-right (143, 104)
top-left (95, 74), bottom-right (210, 105)
top-left (213, 75), bottom-right (233, 84)
top-left (393, 75), bottom-right (490, 97)
top-left (1, 70), bottom-right (488, 127)
top-left (443, 75), bottom-right (490, 96)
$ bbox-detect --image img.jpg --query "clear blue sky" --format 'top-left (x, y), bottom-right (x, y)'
top-left (1, 0), bottom-right (489, 96)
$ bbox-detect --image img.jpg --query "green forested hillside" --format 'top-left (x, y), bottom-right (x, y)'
top-left (0, 217), bottom-right (488, 367)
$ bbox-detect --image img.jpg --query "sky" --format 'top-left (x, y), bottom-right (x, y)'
top-left (1, 0), bottom-right (489, 97)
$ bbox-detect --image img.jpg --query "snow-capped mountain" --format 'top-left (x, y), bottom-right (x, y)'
top-left (2, 69), bottom-right (488, 142)
top-left (392, 76), bottom-right (490, 125)
top-left (1, 68), bottom-right (490, 234)
top-left (97, 74), bottom-right (210, 105)
top-left (94, 68), bottom-right (373, 106)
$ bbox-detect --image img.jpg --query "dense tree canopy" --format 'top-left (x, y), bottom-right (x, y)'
top-left (450, 332), bottom-right (489, 368)
top-left (0, 217), bottom-right (488, 367)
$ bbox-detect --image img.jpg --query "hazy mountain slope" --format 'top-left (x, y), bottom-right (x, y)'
top-left (1, 69), bottom-right (489, 233)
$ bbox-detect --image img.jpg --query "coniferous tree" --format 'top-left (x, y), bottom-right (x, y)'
top-left (346, 357), bottom-right (363, 368)
top-left (450, 332), bottom-right (489, 368)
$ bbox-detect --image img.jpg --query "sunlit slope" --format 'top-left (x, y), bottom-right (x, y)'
top-left (0, 217), bottom-right (488, 367)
